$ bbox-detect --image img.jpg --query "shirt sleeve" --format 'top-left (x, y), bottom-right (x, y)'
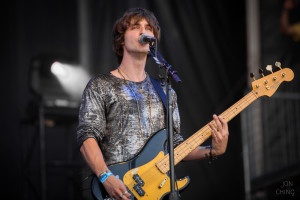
top-left (76, 78), bottom-right (107, 148)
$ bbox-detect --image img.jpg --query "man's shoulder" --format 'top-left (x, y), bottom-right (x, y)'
top-left (88, 73), bottom-right (115, 86)
top-left (85, 73), bottom-right (124, 92)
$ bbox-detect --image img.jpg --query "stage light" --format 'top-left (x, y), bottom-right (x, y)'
top-left (51, 61), bottom-right (68, 77)
top-left (30, 55), bottom-right (90, 109)
top-left (51, 62), bottom-right (90, 100)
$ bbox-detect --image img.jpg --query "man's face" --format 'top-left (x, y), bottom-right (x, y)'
top-left (122, 18), bottom-right (154, 55)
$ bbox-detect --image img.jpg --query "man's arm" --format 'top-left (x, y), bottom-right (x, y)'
top-left (280, 0), bottom-right (297, 36)
top-left (183, 114), bottom-right (229, 161)
top-left (80, 138), bottom-right (108, 177)
top-left (80, 138), bottom-right (131, 200)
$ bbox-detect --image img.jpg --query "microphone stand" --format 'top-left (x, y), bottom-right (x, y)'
top-left (149, 43), bottom-right (181, 200)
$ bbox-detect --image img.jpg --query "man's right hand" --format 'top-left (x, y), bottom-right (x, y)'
top-left (102, 175), bottom-right (131, 200)
top-left (80, 139), bottom-right (131, 199)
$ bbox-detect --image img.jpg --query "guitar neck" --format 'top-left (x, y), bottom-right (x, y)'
top-left (156, 90), bottom-right (258, 173)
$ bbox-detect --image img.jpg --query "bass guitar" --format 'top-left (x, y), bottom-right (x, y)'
top-left (92, 64), bottom-right (294, 200)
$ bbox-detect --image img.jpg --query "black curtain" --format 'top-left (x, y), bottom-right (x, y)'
top-left (89, 0), bottom-right (246, 199)
top-left (3, 0), bottom-right (246, 199)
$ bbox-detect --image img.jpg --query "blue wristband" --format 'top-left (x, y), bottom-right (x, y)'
top-left (100, 171), bottom-right (113, 183)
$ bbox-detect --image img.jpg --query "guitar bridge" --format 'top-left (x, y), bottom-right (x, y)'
top-left (159, 177), bottom-right (168, 188)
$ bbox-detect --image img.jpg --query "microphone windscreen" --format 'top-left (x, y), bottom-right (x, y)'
top-left (139, 34), bottom-right (150, 45)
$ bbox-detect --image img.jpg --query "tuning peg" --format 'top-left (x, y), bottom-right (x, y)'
top-left (250, 73), bottom-right (256, 81)
top-left (266, 65), bottom-right (273, 73)
top-left (275, 61), bottom-right (282, 70)
top-left (259, 68), bottom-right (264, 77)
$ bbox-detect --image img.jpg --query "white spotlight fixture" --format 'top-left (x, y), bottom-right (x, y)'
top-left (51, 61), bottom-right (68, 77)
top-left (30, 55), bottom-right (90, 108)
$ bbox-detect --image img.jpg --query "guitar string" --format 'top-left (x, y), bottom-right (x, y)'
top-left (125, 96), bottom-right (258, 196)
top-left (129, 92), bottom-right (258, 185)
top-left (124, 96), bottom-right (258, 198)
top-left (125, 92), bottom-right (258, 193)
top-left (174, 91), bottom-right (257, 161)
top-left (155, 92), bottom-right (257, 173)
top-left (125, 92), bottom-right (258, 191)
top-left (126, 71), bottom-right (286, 190)
top-left (157, 74), bottom-right (285, 171)
top-left (134, 74), bottom-right (285, 185)
top-left (155, 91), bottom-right (258, 172)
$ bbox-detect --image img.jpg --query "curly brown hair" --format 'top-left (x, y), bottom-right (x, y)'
top-left (112, 8), bottom-right (161, 64)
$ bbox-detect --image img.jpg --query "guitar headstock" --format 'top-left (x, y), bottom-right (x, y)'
top-left (251, 62), bottom-right (294, 97)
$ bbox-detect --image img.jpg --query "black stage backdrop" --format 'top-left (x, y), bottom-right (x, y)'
top-left (3, 0), bottom-right (246, 199)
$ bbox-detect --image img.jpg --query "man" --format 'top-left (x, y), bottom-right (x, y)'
top-left (280, 0), bottom-right (300, 42)
top-left (77, 8), bottom-right (229, 200)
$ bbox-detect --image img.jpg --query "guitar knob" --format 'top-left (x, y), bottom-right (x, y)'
top-left (266, 65), bottom-right (273, 73)
top-left (250, 73), bottom-right (256, 81)
top-left (275, 61), bottom-right (282, 70)
top-left (259, 68), bottom-right (264, 77)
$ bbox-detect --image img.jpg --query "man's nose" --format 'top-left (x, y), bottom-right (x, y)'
top-left (139, 27), bottom-right (146, 35)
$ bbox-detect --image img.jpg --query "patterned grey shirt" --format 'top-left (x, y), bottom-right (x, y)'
top-left (77, 73), bottom-right (184, 165)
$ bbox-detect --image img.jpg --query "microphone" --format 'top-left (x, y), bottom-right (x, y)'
top-left (139, 34), bottom-right (156, 45)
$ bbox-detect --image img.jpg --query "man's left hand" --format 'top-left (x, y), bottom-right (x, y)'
top-left (209, 114), bottom-right (229, 156)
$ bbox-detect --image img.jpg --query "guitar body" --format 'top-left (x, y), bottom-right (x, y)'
top-left (92, 129), bottom-right (190, 200)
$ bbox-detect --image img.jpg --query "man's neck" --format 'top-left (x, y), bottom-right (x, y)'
top-left (119, 52), bottom-right (147, 82)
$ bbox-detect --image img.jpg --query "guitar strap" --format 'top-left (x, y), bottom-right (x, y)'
top-left (149, 76), bottom-right (167, 110)
top-left (149, 75), bottom-right (178, 133)
top-left (149, 76), bottom-right (181, 194)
